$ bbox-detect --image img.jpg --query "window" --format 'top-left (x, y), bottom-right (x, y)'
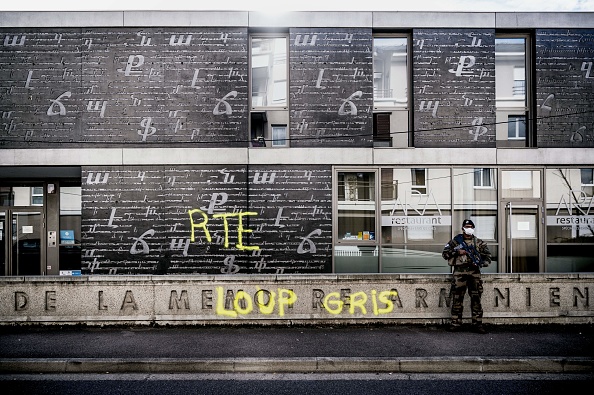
top-left (373, 113), bottom-right (391, 147)
top-left (411, 169), bottom-right (427, 195)
top-left (271, 125), bottom-right (287, 147)
top-left (502, 170), bottom-right (541, 199)
top-left (31, 186), bottom-right (44, 206)
top-left (335, 171), bottom-right (378, 273)
top-left (453, 168), bottom-right (498, 263)
top-left (507, 115), bottom-right (526, 140)
top-left (373, 35), bottom-right (409, 147)
top-left (250, 35), bottom-right (289, 148)
top-left (581, 168), bottom-right (594, 196)
top-left (545, 169), bottom-right (594, 272)
top-left (474, 168), bottom-right (494, 188)
top-left (380, 168), bottom-right (452, 273)
top-left (381, 168), bottom-right (397, 200)
top-left (496, 35), bottom-right (531, 147)
top-left (251, 36), bottom-right (287, 108)
top-left (59, 184), bottom-right (82, 272)
top-left (581, 168), bottom-right (594, 186)
top-left (513, 67), bottom-right (526, 96)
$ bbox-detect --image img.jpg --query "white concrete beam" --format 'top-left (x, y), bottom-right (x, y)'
top-left (249, 11), bottom-right (372, 28)
top-left (0, 11), bottom-right (125, 27)
top-left (123, 11), bottom-right (248, 27)
top-left (373, 12), bottom-right (496, 28)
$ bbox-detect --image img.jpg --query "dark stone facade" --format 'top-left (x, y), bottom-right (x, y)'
top-left (0, 28), bottom-right (248, 148)
top-left (2, 28), bottom-right (593, 149)
top-left (81, 165), bottom-right (332, 274)
top-left (289, 28), bottom-right (373, 147)
top-left (412, 29), bottom-right (496, 147)
top-left (536, 29), bottom-right (594, 147)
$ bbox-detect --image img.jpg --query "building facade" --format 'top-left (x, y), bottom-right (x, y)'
top-left (1, 11), bottom-right (593, 279)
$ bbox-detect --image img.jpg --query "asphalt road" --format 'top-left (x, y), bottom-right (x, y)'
top-left (1, 324), bottom-right (593, 374)
top-left (1, 373), bottom-right (592, 395)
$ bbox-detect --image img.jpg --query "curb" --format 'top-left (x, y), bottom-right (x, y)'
top-left (1, 357), bottom-right (593, 374)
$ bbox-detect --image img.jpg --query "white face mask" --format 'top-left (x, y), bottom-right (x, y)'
top-left (463, 227), bottom-right (475, 236)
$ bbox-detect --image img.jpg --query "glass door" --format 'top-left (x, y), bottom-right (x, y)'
top-left (334, 170), bottom-right (379, 273)
top-left (0, 211), bottom-right (5, 275)
top-left (500, 170), bottom-right (544, 273)
top-left (11, 210), bottom-right (43, 275)
top-left (503, 202), bottom-right (541, 273)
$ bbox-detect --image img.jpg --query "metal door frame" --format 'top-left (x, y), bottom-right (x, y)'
top-left (498, 168), bottom-right (545, 273)
top-left (501, 200), bottom-right (544, 273)
top-left (1, 208), bottom-right (46, 276)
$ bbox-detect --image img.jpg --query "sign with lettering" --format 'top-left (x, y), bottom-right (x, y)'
top-left (381, 216), bottom-right (452, 227)
top-left (1, 275), bottom-right (592, 325)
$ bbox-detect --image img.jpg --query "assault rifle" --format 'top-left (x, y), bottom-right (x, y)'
top-left (453, 236), bottom-right (484, 268)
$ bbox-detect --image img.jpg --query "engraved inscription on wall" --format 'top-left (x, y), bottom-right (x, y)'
top-left (81, 165), bottom-right (332, 275)
top-left (413, 29), bottom-right (495, 147)
top-left (248, 166), bottom-right (332, 273)
top-left (536, 29), bottom-right (594, 147)
top-left (289, 28), bottom-right (373, 147)
top-left (0, 28), bottom-right (248, 148)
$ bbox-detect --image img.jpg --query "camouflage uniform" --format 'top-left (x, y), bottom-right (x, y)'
top-left (442, 235), bottom-right (491, 327)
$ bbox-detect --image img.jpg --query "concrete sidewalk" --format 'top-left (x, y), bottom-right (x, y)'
top-left (1, 324), bottom-right (593, 374)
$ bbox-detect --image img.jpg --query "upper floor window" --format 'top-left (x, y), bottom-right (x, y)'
top-left (411, 168), bottom-right (427, 195)
top-left (271, 125), bottom-right (288, 147)
top-left (373, 35), bottom-right (410, 147)
top-left (250, 35), bottom-right (289, 148)
top-left (513, 67), bottom-right (526, 96)
top-left (31, 187), bottom-right (44, 206)
top-left (581, 168), bottom-right (594, 196)
top-left (495, 35), bottom-right (532, 147)
top-left (474, 168), bottom-right (494, 188)
top-left (507, 115), bottom-right (526, 140)
top-left (250, 36), bottom-right (287, 109)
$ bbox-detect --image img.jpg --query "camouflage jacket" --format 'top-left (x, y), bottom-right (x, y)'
top-left (442, 234), bottom-right (491, 270)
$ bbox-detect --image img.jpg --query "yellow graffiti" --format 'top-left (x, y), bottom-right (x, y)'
top-left (233, 290), bottom-right (253, 315)
top-left (215, 287), bottom-right (237, 317)
top-left (188, 209), bottom-right (211, 243)
top-left (255, 288), bottom-right (276, 314)
top-left (188, 208), bottom-right (259, 251)
top-left (323, 292), bottom-right (343, 314)
top-left (277, 288), bottom-right (297, 317)
top-left (215, 287), bottom-right (296, 317)
top-left (376, 290), bottom-right (398, 315)
top-left (323, 290), bottom-right (398, 316)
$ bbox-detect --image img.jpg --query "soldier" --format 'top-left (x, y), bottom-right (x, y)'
top-left (442, 219), bottom-right (491, 334)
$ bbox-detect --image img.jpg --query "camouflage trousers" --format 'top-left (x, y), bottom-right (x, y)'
top-left (450, 271), bottom-right (484, 325)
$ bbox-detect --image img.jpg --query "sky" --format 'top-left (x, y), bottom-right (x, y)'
top-left (1, 0), bottom-right (594, 12)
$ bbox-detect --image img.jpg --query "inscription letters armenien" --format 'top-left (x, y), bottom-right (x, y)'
top-left (11, 286), bottom-right (590, 318)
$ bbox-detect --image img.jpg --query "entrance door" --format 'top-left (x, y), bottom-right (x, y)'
top-left (500, 169), bottom-right (544, 273)
top-left (1, 210), bottom-right (43, 275)
top-left (502, 202), bottom-right (542, 273)
top-left (0, 211), bottom-right (5, 275)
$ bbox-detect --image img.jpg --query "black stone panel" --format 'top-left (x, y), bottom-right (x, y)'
top-left (81, 165), bottom-right (332, 275)
top-left (536, 29), bottom-right (594, 147)
top-left (247, 166), bottom-right (332, 274)
top-left (81, 28), bottom-right (248, 147)
top-left (0, 29), bottom-right (83, 148)
top-left (81, 166), bottom-right (249, 275)
top-left (289, 28), bottom-right (373, 147)
top-left (413, 29), bottom-right (495, 147)
top-left (0, 28), bottom-right (248, 148)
